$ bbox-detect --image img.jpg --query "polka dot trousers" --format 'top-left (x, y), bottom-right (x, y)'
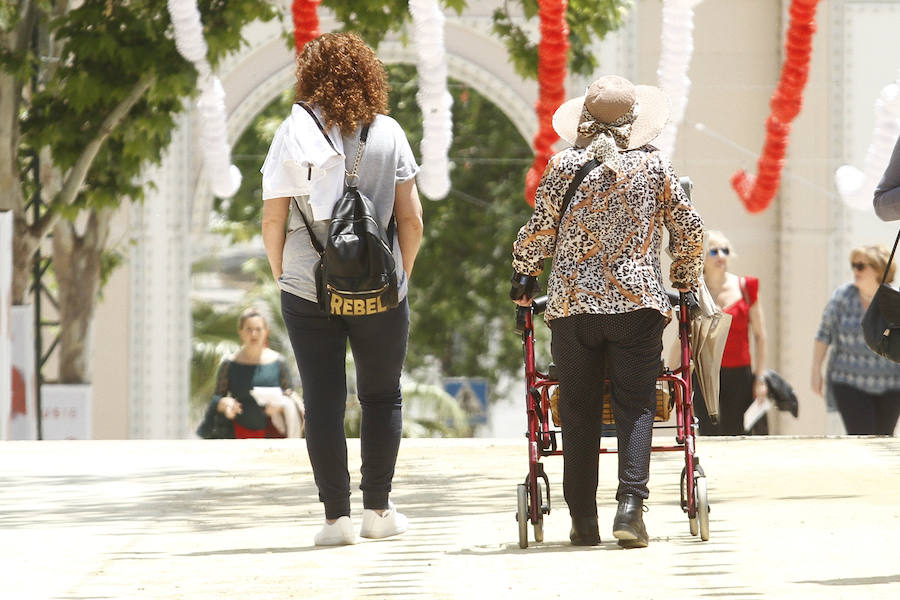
top-left (550, 309), bottom-right (666, 518)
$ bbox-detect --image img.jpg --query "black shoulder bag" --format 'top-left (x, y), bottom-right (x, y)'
top-left (293, 103), bottom-right (399, 316)
top-left (557, 158), bottom-right (601, 237)
top-left (862, 228), bottom-right (900, 362)
top-left (510, 157), bottom-right (601, 302)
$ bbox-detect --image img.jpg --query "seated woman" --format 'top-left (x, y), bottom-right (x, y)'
top-left (197, 308), bottom-right (303, 439)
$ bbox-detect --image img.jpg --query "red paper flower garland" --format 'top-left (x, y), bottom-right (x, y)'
top-left (525, 0), bottom-right (570, 206)
top-left (730, 0), bottom-right (821, 213)
top-left (292, 0), bottom-right (321, 54)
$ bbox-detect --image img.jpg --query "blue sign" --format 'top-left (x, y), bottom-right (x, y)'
top-left (443, 377), bottom-right (489, 425)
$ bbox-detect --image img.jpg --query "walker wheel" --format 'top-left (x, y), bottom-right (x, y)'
top-left (533, 484), bottom-right (544, 543)
top-left (696, 475), bottom-right (710, 541)
top-left (682, 466), bottom-right (698, 536)
top-left (516, 483), bottom-right (528, 548)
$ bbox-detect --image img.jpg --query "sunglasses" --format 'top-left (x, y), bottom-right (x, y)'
top-left (851, 262), bottom-right (870, 272)
top-left (708, 247), bottom-right (730, 257)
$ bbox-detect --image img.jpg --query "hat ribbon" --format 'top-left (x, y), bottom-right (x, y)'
top-left (578, 103), bottom-right (638, 175)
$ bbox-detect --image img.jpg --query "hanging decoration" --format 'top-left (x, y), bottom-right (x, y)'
top-left (835, 73), bottom-right (900, 210)
top-left (292, 0), bottom-right (321, 53)
top-left (730, 0), bottom-right (821, 213)
top-left (167, 0), bottom-right (241, 198)
top-left (409, 0), bottom-right (453, 200)
top-left (655, 0), bottom-right (703, 158)
top-left (525, 0), bottom-right (569, 206)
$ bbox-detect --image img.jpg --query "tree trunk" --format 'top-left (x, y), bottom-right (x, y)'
top-left (11, 213), bottom-right (39, 305)
top-left (0, 0), bottom-right (31, 213)
top-left (3, 2), bottom-right (41, 304)
top-left (0, 71), bottom-right (24, 215)
top-left (52, 210), bottom-right (111, 383)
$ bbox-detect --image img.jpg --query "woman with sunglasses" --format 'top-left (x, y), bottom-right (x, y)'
top-left (695, 230), bottom-right (769, 435)
top-left (812, 245), bottom-right (900, 435)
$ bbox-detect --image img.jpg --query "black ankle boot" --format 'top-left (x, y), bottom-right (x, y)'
top-left (612, 494), bottom-right (648, 548)
top-left (569, 515), bottom-right (600, 546)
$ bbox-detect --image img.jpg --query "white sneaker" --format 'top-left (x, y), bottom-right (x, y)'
top-left (359, 502), bottom-right (408, 539)
top-left (314, 516), bottom-right (356, 546)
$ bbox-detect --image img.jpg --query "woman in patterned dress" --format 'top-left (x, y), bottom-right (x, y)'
top-left (812, 245), bottom-right (900, 435)
top-left (509, 76), bottom-right (704, 548)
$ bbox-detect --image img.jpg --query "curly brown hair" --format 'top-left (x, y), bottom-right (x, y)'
top-left (295, 33), bottom-right (390, 135)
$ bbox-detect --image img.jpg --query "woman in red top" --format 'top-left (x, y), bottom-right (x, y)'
top-left (695, 230), bottom-right (769, 435)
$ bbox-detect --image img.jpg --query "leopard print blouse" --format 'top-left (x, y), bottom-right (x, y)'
top-left (512, 145), bottom-right (704, 322)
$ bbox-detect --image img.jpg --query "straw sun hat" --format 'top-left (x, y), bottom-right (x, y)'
top-left (552, 75), bottom-right (670, 150)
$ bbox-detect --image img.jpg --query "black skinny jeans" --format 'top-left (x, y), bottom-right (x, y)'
top-left (693, 366), bottom-right (769, 435)
top-left (550, 309), bottom-right (666, 518)
top-left (831, 382), bottom-right (900, 435)
top-left (281, 291), bottom-right (409, 520)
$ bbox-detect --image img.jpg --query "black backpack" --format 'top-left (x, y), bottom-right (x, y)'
top-left (295, 104), bottom-right (399, 316)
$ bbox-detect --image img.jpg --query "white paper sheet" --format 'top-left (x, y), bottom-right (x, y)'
top-left (249, 387), bottom-right (283, 407)
top-left (743, 397), bottom-right (771, 432)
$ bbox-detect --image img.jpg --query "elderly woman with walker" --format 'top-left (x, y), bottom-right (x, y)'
top-left (510, 76), bottom-right (704, 547)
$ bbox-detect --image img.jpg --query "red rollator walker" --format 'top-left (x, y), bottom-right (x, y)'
top-left (513, 291), bottom-right (711, 548)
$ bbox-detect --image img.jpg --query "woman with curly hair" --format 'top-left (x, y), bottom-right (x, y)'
top-left (261, 33), bottom-right (423, 546)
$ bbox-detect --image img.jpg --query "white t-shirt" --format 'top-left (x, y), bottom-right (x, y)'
top-left (262, 112), bottom-right (419, 303)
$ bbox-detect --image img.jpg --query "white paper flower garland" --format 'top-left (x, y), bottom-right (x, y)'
top-left (835, 72), bottom-right (900, 210)
top-left (167, 0), bottom-right (242, 198)
top-left (655, 0), bottom-right (703, 158)
top-left (409, 0), bottom-right (453, 200)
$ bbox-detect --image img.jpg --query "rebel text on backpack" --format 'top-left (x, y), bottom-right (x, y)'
top-left (295, 103), bottom-right (399, 316)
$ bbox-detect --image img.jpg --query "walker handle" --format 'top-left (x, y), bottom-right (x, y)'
top-left (515, 305), bottom-right (529, 334)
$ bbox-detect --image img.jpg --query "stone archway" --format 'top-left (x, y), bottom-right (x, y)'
top-left (127, 8), bottom-right (632, 438)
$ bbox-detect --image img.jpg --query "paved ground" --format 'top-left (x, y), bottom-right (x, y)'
top-left (1, 436), bottom-right (899, 600)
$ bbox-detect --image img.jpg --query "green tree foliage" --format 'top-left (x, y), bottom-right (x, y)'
top-left (492, 0), bottom-right (633, 79)
top-left (319, 0), bottom-right (631, 81)
top-left (21, 0), bottom-right (277, 216)
top-left (389, 65), bottom-right (536, 378)
top-left (1, 0), bottom-right (276, 383)
top-left (323, 0), bottom-right (465, 46)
